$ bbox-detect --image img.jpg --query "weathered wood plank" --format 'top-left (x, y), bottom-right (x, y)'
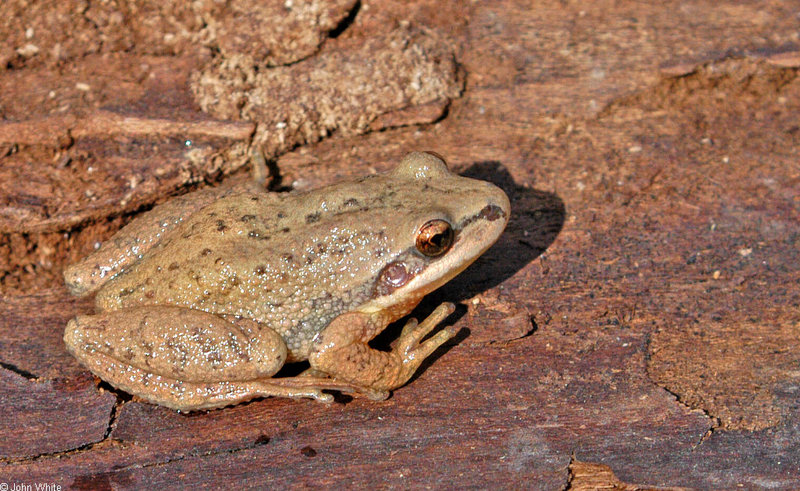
top-left (1, 0), bottom-right (798, 488)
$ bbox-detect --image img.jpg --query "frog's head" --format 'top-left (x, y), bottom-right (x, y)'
top-left (365, 151), bottom-right (510, 314)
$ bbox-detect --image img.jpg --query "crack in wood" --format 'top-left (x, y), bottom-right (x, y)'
top-left (67, 432), bottom-right (275, 481)
top-left (0, 435), bottom-right (126, 466)
top-left (0, 389), bottom-right (124, 465)
top-left (643, 333), bottom-right (719, 449)
top-left (657, 384), bottom-right (720, 450)
top-left (328, 0), bottom-right (361, 39)
top-left (0, 361), bottom-right (39, 381)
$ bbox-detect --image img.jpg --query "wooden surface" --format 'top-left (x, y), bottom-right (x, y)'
top-left (1, 1), bottom-right (799, 488)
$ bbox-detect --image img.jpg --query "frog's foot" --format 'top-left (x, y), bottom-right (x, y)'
top-left (288, 367), bottom-right (390, 400)
top-left (267, 376), bottom-right (390, 401)
top-left (309, 302), bottom-right (458, 393)
top-left (392, 302), bottom-right (457, 386)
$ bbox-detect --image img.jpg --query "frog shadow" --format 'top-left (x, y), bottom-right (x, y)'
top-left (450, 160), bottom-right (565, 297)
top-left (236, 161), bottom-right (563, 405)
top-left (370, 160), bottom-right (566, 386)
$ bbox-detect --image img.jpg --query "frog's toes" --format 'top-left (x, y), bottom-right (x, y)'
top-left (309, 390), bottom-right (335, 403)
top-left (364, 388), bottom-right (391, 401)
top-left (396, 302), bottom-right (456, 357)
top-left (390, 302), bottom-right (457, 388)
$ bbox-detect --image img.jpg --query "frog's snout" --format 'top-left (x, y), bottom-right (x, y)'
top-left (488, 182), bottom-right (511, 222)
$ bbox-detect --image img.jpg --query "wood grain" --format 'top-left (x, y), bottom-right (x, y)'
top-left (1, 0), bottom-right (798, 488)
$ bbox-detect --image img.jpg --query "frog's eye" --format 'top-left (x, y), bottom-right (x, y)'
top-left (416, 219), bottom-right (454, 257)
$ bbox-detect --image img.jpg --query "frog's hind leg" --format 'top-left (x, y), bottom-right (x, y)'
top-left (65, 306), bottom-right (302, 410)
top-left (73, 349), bottom-right (337, 411)
top-left (65, 306), bottom-right (387, 410)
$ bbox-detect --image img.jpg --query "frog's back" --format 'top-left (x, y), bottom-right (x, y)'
top-left (93, 190), bottom-right (395, 352)
top-left (93, 193), bottom-right (282, 311)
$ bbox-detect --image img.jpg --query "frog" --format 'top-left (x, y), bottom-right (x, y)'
top-left (63, 151), bottom-right (510, 411)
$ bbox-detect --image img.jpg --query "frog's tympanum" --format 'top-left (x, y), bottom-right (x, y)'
top-left (63, 152), bottom-right (510, 410)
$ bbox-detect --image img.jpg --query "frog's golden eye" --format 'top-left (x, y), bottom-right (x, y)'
top-left (416, 219), bottom-right (454, 257)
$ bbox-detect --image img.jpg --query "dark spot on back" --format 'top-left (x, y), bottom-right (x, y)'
top-left (207, 350), bottom-right (223, 366)
top-left (277, 212), bottom-right (286, 219)
top-left (305, 212), bottom-right (321, 224)
top-left (281, 227), bottom-right (290, 233)
top-left (216, 220), bottom-right (228, 232)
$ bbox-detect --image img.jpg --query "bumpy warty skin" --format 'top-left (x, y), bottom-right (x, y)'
top-left (63, 152), bottom-right (510, 410)
top-left (91, 155), bottom-right (509, 360)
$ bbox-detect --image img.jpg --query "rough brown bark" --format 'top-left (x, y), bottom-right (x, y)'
top-left (1, 0), bottom-right (799, 488)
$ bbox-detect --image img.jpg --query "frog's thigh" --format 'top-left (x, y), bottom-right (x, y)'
top-left (308, 304), bottom-right (457, 392)
top-left (63, 306), bottom-right (327, 410)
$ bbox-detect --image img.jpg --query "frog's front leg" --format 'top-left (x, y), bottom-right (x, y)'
top-left (308, 303), bottom-right (457, 392)
top-left (64, 306), bottom-right (332, 410)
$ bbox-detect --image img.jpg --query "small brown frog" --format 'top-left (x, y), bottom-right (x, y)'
top-left (63, 152), bottom-right (509, 410)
